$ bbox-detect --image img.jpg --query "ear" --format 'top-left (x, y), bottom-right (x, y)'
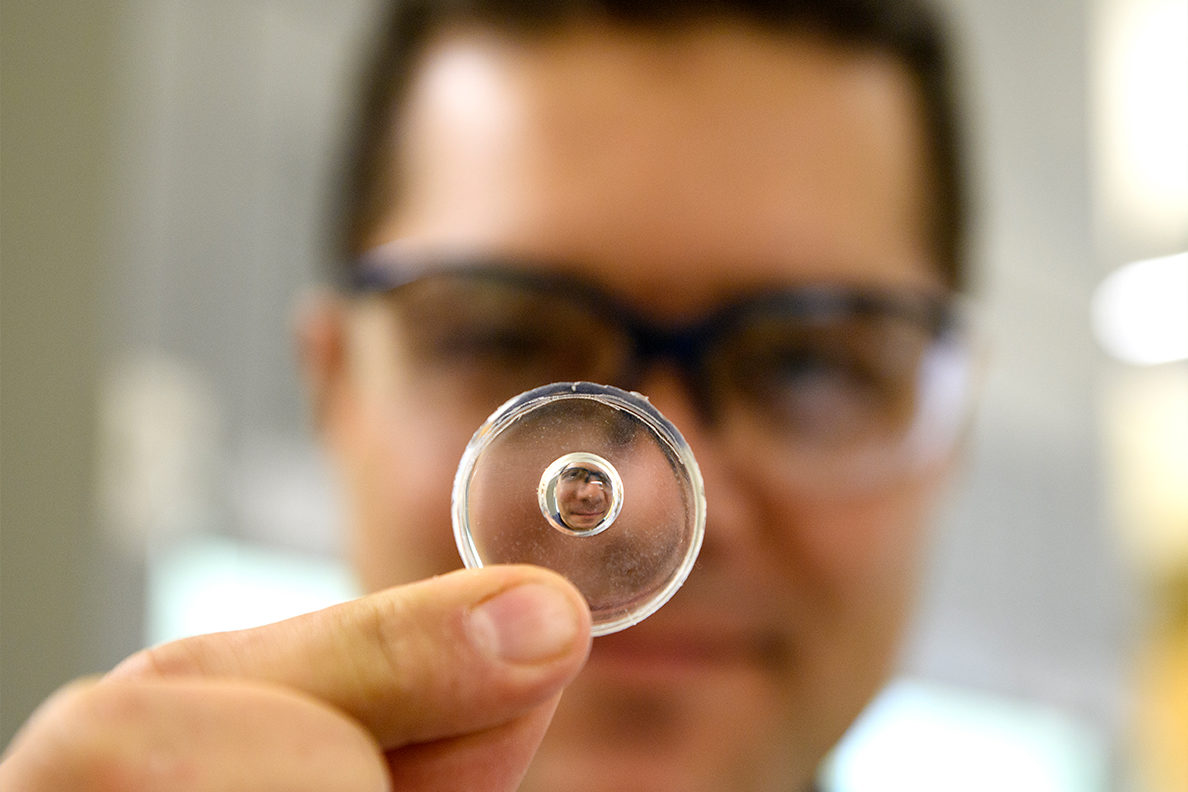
top-left (294, 289), bottom-right (349, 437)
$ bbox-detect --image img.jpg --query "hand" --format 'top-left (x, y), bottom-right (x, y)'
top-left (0, 565), bottom-right (591, 791)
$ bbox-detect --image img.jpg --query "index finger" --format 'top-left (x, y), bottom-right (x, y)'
top-left (108, 565), bottom-right (591, 749)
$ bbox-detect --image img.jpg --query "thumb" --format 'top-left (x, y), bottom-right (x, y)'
top-left (109, 565), bottom-right (592, 749)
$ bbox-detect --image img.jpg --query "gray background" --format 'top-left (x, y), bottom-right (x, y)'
top-left (4, 0), bottom-right (1182, 768)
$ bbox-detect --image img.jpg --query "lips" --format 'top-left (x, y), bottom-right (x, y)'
top-left (561, 505), bottom-right (608, 528)
top-left (589, 620), bottom-right (792, 677)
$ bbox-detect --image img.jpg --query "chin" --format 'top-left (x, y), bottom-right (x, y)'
top-left (520, 633), bottom-right (807, 792)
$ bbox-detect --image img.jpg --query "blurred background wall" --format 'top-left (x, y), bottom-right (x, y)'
top-left (3, 0), bottom-right (1185, 787)
top-left (3, 0), bottom-right (138, 744)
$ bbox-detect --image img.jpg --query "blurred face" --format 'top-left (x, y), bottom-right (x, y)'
top-left (312, 21), bottom-right (956, 792)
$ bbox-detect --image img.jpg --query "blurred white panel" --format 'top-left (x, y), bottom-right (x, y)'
top-left (1101, 368), bottom-right (1188, 573)
top-left (822, 678), bottom-right (1110, 792)
top-left (147, 533), bottom-right (358, 644)
top-left (1094, 0), bottom-right (1188, 248)
top-left (97, 354), bottom-right (222, 546)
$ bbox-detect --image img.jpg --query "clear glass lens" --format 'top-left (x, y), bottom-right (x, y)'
top-left (386, 274), bottom-right (627, 404)
top-left (453, 383), bottom-right (706, 635)
top-left (714, 307), bottom-right (936, 450)
top-left (716, 324), bottom-right (975, 494)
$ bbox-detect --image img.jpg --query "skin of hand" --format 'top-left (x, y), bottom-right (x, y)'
top-left (0, 566), bottom-right (591, 792)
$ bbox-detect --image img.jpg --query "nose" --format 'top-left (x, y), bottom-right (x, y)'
top-left (578, 480), bottom-right (601, 503)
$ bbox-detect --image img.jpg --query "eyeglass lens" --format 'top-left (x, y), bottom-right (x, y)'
top-left (380, 270), bottom-right (970, 489)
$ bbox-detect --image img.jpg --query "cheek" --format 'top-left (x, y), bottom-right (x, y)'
top-left (748, 474), bottom-right (942, 751)
top-left (791, 482), bottom-right (935, 600)
top-left (740, 456), bottom-right (942, 657)
top-left (338, 381), bottom-right (482, 592)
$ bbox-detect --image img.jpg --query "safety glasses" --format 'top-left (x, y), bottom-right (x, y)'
top-left (347, 251), bottom-right (977, 494)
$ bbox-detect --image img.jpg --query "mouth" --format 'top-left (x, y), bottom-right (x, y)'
top-left (563, 510), bottom-right (605, 525)
top-left (588, 623), bottom-right (792, 678)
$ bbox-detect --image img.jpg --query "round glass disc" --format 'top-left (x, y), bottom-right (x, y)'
top-left (453, 382), bottom-right (706, 635)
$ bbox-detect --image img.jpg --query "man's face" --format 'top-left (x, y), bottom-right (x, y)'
top-left (314, 21), bottom-right (952, 792)
top-left (556, 467), bottom-right (610, 531)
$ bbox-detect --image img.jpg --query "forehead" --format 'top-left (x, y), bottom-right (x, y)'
top-left (381, 21), bottom-right (938, 315)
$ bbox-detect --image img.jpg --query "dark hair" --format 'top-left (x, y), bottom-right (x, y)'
top-left (334, 0), bottom-right (968, 289)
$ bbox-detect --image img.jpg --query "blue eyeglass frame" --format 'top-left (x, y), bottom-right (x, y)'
top-left (344, 252), bottom-right (971, 420)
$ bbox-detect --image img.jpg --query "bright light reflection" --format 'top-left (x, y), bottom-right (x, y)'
top-left (1092, 252), bottom-right (1188, 365)
top-left (1096, 0), bottom-right (1188, 238)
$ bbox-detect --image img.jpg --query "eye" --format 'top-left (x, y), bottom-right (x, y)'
top-left (387, 273), bottom-right (636, 401)
top-left (761, 346), bottom-right (879, 398)
top-left (758, 355), bottom-right (892, 442)
top-left (719, 318), bottom-right (912, 445)
top-left (769, 348), bottom-right (853, 382)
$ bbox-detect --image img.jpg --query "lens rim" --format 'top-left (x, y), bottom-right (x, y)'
top-left (537, 451), bottom-right (624, 537)
top-left (452, 381), bottom-right (707, 636)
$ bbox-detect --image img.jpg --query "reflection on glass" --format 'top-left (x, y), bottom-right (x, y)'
top-left (558, 467), bottom-right (609, 528)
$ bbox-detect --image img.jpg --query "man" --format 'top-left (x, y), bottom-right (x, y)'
top-left (555, 466), bottom-right (612, 531)
top-left (0, 1), bottom-right (974, 789)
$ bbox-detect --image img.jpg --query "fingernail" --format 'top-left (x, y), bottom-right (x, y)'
top-left (469, 583), bottom-right (581, 664)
